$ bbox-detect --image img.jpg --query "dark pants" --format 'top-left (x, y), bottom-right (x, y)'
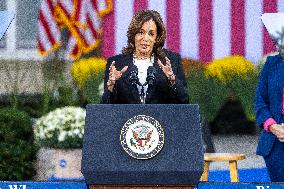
top-left (264, 139), bottom-right (284, 182)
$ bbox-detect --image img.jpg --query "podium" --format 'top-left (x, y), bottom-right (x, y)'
top-left (82, 104), bottom-right (204, 188)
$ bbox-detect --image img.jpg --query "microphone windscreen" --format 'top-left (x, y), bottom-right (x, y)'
top-left (131, 65), bottom-right (138, 73)
top-left (147, 66), bottom-right (156, 75)
top-left (129, 65), bottom-right (139, 86)
top-left (146, 66), bottom-right (156, 86)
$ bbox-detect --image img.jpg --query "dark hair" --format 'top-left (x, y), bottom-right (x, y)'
top-left (122, 10), bottom-right (166, 59)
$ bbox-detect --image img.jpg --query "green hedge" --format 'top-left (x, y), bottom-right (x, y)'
top-left (0, 91), bottom-right (82, 118)
top-left (82, 73), bottom-right (104, 104)
top-left (0, 108), bottom-right (37, 180)
top-left (183, 58), bottom-right (257, 134)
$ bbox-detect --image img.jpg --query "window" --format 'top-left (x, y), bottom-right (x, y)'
top-left (16, 0), bottom-right (39, 49)
top-left (0, 1), bottom-right (7, 48)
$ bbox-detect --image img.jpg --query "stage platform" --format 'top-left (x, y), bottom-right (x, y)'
top-left (1, 181), bottom-right (284, 189)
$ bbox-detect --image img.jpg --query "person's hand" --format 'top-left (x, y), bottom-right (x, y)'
top-left (107, 61), bottom-right (128, 92)
top-left (157, 57), bottom-right (176, 85)
top-left (270, 124), bottom-right (284, 142)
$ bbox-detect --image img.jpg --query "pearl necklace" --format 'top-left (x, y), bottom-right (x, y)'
top-left (133, 53), bottom-right (154, 60)
top-left (133, 54), bottom-right (154, 67)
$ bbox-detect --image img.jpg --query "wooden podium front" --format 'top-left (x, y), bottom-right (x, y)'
top-left (82, 104), bottom-right (203, 187)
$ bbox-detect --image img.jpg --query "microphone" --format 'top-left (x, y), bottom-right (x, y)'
top-left (129, 65), bottom-right (139, 87)
top-left (146, 66), bottom-right (156, 86)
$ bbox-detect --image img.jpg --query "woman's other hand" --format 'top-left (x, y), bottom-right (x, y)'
top-left (157, 57), bottom-right (176, 86)
top-left (270, 124), bottom-right (284, 142)
top-left (107, 61), bottom-right (128, 92)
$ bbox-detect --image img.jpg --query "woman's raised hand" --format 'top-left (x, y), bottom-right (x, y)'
top-left (157, 57), bottom-right (176, 85)
top-left (107, 61), bottom-right (128, 92)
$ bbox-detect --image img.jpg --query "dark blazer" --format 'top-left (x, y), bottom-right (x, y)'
top-left (254, 54), bottom-right (284, 157)
top-left (101, 50), bottom-right (189, 104)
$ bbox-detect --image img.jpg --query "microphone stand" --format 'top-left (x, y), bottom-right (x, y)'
top-left (139, 82), bottom-right (147, 104)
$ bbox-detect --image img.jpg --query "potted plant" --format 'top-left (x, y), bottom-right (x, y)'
top-left (34, 106), bottom-right (86, 180)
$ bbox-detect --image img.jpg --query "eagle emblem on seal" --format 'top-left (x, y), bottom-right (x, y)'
top-left (120, 115), bottom-right (164, 159)
top-left (131, 128), bottom-right (153, 148)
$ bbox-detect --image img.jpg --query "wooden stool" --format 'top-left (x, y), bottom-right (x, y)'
top-left (200, 153), bottom-right (246, 182)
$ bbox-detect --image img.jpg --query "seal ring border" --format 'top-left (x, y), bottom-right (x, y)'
top-left (120, 114), bottom-right (165, 160)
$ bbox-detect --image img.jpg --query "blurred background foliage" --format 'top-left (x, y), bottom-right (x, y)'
top-left (71, 57), bottom-right (106, 104)
top-left (0, 108), bottom-right (37, 180)
top-left (182, 55), bottom-right (265, 134)
top-left (206, 56), bottom-right (258, 122)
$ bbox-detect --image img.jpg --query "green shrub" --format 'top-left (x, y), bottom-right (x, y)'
top-left (0, 92), bottom-right (81, 118)
top-left (230, 73), bottom-right (258, 121)
top-left (17, 94), bottom-right (44, 118)
top-left (204, 56), bottom-right (257, 122)
top-left (183, 59), bottom-right (229, 123)
top-left (83, 73), bottom-right (104, 104)
top-left (183, 56), bottom-right (258, 134)
top-left (0, 93), bottom-right (44, 118)
top-left (188, 70), bottom-right (229, 123)
top-left (0, 108), bottom-right (37, 180)
top-left (71, 57), bottom-right (106, 104)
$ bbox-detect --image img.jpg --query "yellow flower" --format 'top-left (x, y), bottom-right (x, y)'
top-left (71, 57), bottom-right (106, 88)
top-left (205, 56), bottom-right (256, 84)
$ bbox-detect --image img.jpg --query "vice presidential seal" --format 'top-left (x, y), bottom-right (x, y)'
top-left (120, 115), bottom-right (164, 159)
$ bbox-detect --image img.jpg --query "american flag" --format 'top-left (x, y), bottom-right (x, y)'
top-left (102, 0), bottom-right (284, 63)
top-left (38, 0), bottom-right (61, 57)
top-left (38, 0), bottom-right (112, 59)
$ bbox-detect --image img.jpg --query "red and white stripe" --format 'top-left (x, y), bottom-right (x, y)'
top-left (38, 0), bottom-right (61, 56)
top-left (66, 0), bottom-right (102, 59)
top-left (102, 0), bottom-right (284, 63)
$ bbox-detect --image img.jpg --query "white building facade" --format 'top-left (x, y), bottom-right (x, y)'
top-left (0, 0), bottom-right (41, 60)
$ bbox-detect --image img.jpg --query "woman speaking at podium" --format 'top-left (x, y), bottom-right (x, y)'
top-left (101, 10), bottom-right (188, 104)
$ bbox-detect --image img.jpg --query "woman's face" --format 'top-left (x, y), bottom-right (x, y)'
top-left (134, 19), bottom-right (157, 58)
